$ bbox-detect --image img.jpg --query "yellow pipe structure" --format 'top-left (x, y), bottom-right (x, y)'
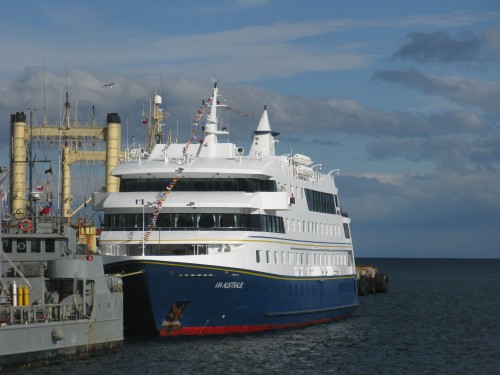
top-left (10, 113), bottom-right (28, 217)
top-left (105, 114), bottom-right (121, 193)
top-left (61, 146), bottom-right (72, 216)
top-left (9, 111), bottom-right (121, 218)
top-left (61, 149), bottom-right (107, 216)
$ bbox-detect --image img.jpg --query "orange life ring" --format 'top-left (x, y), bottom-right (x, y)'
top-left (20, 219), bottom-right (33, 232)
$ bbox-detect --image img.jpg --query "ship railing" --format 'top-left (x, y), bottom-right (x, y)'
top-left (0, 302), bottom-right (85, 326)
top-left (281, 163), bottom-right (327, 182)
top-left (1, 216), bottom-right (91, 235)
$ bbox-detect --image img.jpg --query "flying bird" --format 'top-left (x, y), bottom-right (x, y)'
top-left (102, 82), bottom-right (115, 88)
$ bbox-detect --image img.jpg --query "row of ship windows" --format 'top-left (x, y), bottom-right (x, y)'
top-left (281, 184), bottom-right (340, 215)
top-left (286, 220), bottom-right (350, 238)
top-left (104, 213), bottom-right (350, 238)
top-left (256, 250), bottom-right (349, 267)
top-left (120, 178), bottom-right (277, 193)
top-left (104, 213), bottom-right (286, 233)
top-left (1, 238), bottom-right (61, 254)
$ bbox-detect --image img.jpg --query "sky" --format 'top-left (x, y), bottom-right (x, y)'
top-left (0, 0), bottom-right (499, 258)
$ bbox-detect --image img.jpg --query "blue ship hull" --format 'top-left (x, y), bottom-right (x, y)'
top-left (105, 259), bottom-right (359, 336)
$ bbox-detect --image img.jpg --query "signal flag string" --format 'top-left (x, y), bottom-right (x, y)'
top-left (142, 95), bottom-right (209, 244)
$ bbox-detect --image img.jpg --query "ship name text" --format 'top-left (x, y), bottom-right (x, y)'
top-left (215, 281), bottom-right (244, 289)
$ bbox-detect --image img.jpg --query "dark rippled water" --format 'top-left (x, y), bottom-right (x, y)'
top-left (8, 258), bottom-right (500, 374)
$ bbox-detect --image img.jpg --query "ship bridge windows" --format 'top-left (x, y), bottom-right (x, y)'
top-left (304, 189), bottom-right (337, 214)
top-left (104, 213), bottom-right (285, 234)
top-left (1, 238), bottom-right (59, 254)
top-left (119, 178), bottom-right (277, 193)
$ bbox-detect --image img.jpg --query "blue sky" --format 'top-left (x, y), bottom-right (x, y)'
top-left (1, 0), bottom-right (499, 258)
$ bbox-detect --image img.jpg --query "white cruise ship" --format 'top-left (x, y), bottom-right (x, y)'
top-left (95, 82), bottom-right (359, 336)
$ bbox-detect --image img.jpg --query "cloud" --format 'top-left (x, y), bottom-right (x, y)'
top-left (373, 68), bottom-right (500, 114)
top-left (0, 68), bottom-right (494, 163)
top-left (393, 31), bottom-right (482, 63)
top-left (3, 9), bottom-right (500, 80)
top-left (227, 88), bottom-right (490, 138)
top-left (337, 170), bottom-right (500, 257)
top-left (366, 135), bottom-right (500, 172)
top-left (393, 28), bottom-right (500, 64)
top-left (341, 169), bottom-right (500, 221)
top-left (0, 13), bottom-right (370, 80)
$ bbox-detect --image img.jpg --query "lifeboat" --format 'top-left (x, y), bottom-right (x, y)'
top-left (292, 153), bottom-right (312, 166)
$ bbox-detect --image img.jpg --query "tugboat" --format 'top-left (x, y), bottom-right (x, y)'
top-left (97, 82), bottom-right (359, 336)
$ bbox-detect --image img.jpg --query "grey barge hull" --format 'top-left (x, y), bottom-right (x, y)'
top-left (0, 255), bottom-right (123, 370)
top-left (1, 320), bottom-right (122, 370)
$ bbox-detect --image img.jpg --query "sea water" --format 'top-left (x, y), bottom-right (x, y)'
top-left (9, 258), bottom-right (500, 374)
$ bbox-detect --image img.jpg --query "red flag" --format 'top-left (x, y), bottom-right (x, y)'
top-left (39, 202), bottom-right (52, 216)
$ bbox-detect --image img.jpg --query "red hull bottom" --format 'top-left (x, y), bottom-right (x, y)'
top-left (159, 313), bottom-right (352, 336)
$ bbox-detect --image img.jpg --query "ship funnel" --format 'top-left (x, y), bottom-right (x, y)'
top-left (107, 113), bottom-right (121, 124)
top-left (249, 106), bottom-right (278, 157)
top-left (105, 113), bottom-right (121, 193)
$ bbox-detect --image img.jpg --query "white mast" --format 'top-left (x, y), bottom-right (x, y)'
top-left (197, 81), bottom-right (228, 157)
